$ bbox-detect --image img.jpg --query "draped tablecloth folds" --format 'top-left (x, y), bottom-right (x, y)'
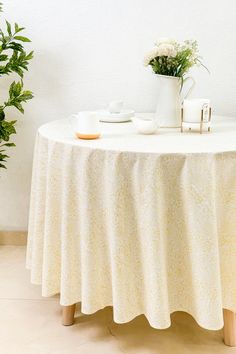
top-left (27, 115), bottom-right (236, 331)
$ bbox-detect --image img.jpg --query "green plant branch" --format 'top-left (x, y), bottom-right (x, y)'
top-left (0, 6), bottom-right (33, 169)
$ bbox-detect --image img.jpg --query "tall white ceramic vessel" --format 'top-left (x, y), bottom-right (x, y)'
top-left (155, 75), bottom-right (195, 127)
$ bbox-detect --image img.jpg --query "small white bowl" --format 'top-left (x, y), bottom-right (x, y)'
top-left (133, 117), bottom-right (159, 135)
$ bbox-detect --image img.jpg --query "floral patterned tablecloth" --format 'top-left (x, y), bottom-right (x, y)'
top-left (27, 115), bottom-right (236, 330)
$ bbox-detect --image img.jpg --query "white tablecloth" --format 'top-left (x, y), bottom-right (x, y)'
top-left (27, 115), bottom-right (236, 330)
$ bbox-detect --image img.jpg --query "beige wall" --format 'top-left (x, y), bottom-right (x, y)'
top-left (1, 0), bottom-right (236, 231)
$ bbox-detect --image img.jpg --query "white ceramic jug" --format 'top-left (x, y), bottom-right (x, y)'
top-left (155, 75), bottom-right (195, 128)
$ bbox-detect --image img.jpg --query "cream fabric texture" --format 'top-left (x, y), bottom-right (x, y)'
top-left (27, 116), bottom-right (236, 330)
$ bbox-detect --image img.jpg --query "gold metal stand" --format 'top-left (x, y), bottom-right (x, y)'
top-left (181, 107), bottom-right (212, 134)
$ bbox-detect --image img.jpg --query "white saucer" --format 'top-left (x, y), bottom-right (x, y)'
top-left (97, 109), bottom-right (135, 123)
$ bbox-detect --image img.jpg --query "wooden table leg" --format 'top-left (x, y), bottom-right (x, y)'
top-left (223, 309), bottom-right (236, 346)
top-left (62, 304), bottom-right (76, 326)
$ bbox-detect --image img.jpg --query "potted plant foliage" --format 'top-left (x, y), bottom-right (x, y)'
top-left (0, 2), bottom-right (33, 169)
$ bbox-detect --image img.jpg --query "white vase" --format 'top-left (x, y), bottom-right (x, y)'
top-left (155, 74), bottom-right (195, 128)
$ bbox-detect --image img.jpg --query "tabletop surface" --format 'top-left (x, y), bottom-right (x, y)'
top-left (39, 114), bottom-right (236, 154)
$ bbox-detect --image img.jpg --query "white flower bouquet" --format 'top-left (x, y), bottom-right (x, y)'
top-left (144, 38), bottom-right (206, 78)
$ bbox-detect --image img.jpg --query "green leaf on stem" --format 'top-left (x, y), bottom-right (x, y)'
top-left (26, 51), bottom-right (34, 60)
top-left (0, 54), bottom-right (8, 61)
top-left (6, 20), bottom-right (12, 36)
top-left (14, 23), bottom-right (25, 33)
top-left (14, 35), bottom-right (31, 42)
top-left (0, 110), bottom-right (5, 120)
top-left (1, 142), bottom-right (15, 147)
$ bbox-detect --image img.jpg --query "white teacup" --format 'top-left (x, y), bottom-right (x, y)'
top-left (183, 98), bottom-right (211, 123)
top-left (70, 111), bottom-right (101, 140)
top-left (108, 100), bottom-right (123, 113)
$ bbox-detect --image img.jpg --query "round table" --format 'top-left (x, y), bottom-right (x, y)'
top-left (27, 115), bottom-right (236, 346)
